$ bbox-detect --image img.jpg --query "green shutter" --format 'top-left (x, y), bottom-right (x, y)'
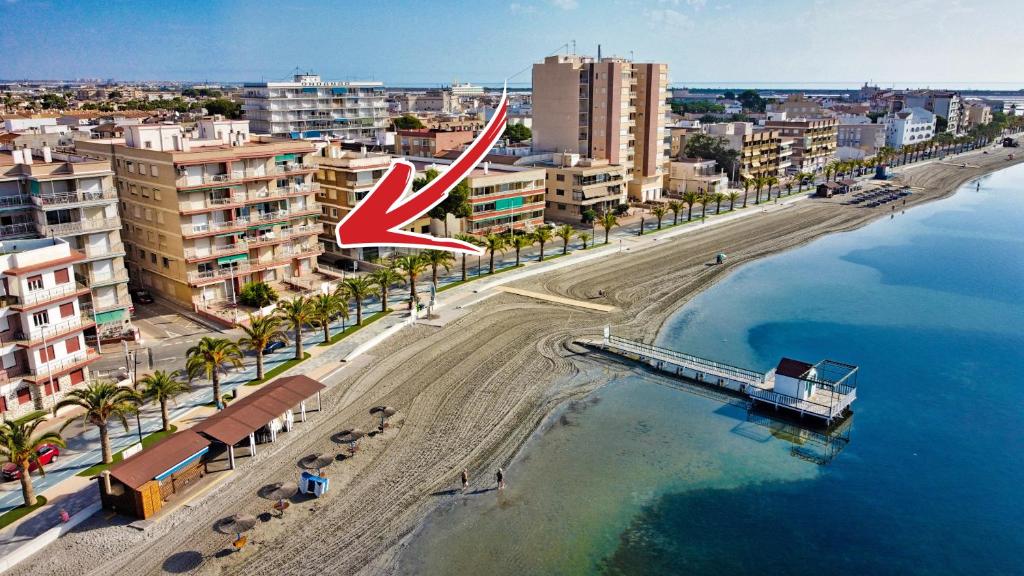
top-left (217, 254), bottom-right (248, 265)
top-left (494, 197), bottom-right (525, 211)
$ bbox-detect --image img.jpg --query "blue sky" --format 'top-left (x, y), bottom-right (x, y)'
top-left (1, 0), bottom-right (1020, 87)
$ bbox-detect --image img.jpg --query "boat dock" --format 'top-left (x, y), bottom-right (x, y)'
top-left (580, 328), bottom-right (858, 425)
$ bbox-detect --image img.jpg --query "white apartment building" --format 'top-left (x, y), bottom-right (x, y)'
top-left (883, 107), bottom-right (936, 148)
top-left (241, 74), bottom-right (387, 143)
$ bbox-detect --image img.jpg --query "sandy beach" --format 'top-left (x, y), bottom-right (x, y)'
top-left (15, 144), bottom-right (1023, 576)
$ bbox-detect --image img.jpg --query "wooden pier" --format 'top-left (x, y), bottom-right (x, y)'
top-left (581, 329), bottom-right (858, 425)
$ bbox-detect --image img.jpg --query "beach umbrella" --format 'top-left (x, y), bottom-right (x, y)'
top-left (263, 481), bottom-right (298, 502)
top-left (370, 406), bottom-right (397, 429)
top-left (339, 427), bottom-right (366, 442)
top-left (216, 514), bottom-right (257, 535)
top-left (301, 453), bottom-right (334, 474)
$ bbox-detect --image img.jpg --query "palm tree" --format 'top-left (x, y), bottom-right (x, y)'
top-left (0, 415), bottom-right (65, 507)
top-left (699, 192), bottom-right (711, 219)
top-left (533, 226), bottom-right (554, 261)
top-left (783, 178), bottom-right (794, 196)
top-left (454, 233), bottom-right (479, 281)
top-left (310, 292), bottom-right (342, 343)
top-left (139, 370), bottom-right (190, 432)
top-left (509, 234), bottom-right (533, 266)
top-left (369, 265), bottom-right (403, 312)
top-left (238, 314), bottom-right (287, 382)
top-left (652, 205), bottom-right (667, 230)
top-left (555, 224), bottom-right (575, 255)
top-left (342, 276), bottom-right (378, 326)
top-left (274, 297), bottom-right (313, 360)
top-left (753, 175), bottom-right (767, 205)
top-left (713, 192), bottom-right (725, 213)
top-left (577, 231), bottom-right (591, 250)
top-left (681, 191), bottom-right (699, 221)
top-left (480, 234), bottom-right (506, 274)
top-left (421, 249), bottom-right (455, 289)
top-left (740, 176), bottom-right (753, 208)
top-left (598, 212), bottom-right (618, 244)
top-left (186, 337), bottom-right (243, 405)
top-left (765, 175), bottom-right (779, 201)
top-left (667, 200), bottom-right (684, 225)
top-left (727, 191), bottom-right (740, 211)
top-left (55, 382), bottom-right (140, 465)
top-left (796, 171), bottom-right (812, 192)
top-left (395, 253), bottom-right (428, 309)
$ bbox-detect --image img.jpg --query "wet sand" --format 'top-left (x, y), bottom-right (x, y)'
top-left (16, 144), bottom-right (1023, 576)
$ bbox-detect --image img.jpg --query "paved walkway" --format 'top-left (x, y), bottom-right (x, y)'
top-left (494, 286), bottom-right (616, 312)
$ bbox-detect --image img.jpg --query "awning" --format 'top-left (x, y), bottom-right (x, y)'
top-left (275, 153), bottom-right (298, 162)
top-left (215, 231), bottom-right (244, 238)
top-left (193, 375), bottom-right (325, 447)
top-left (217, 254), bottom-right (248, 265)
top-left (247, 224), bottom-right (276, 231)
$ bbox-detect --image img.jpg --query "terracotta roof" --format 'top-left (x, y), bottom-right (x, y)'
top-left (776, 358), bottom-right (814, 379)
top-left (106, 430), bottom-right (211, 490)
top-left (193, 375), bottom-right (325, 446)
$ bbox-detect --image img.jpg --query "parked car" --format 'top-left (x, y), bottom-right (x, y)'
top-left (2, 444), bottom-right (60, 481)
top-left (131, 288), bottom-right (155, 304)
top-left (262, 340), bottom-right (287, 354)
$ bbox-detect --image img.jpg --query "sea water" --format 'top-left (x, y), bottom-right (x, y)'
top-left (401, 165), bottom-right (1024, 575)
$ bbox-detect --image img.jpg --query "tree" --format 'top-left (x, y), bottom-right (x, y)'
top-left (0, 415), bottom-right (65, 507)
top-left (555, 224), bottom-right (575, 255)
top-left (454, 234), bottom-right (480, 281)
top-left (668, 200), bottom-right (684, 225)
top-left (727, 191), bottom-right (741, 210)
top-left (41, 93), bottom-right (67, 110)
top-left (683, 133), bottom-right (739, 176)
top-left (340, 276), bottom-right (376, 326)
top-left (784, 178), bottom-right (794, 196)
top-left (239, 281), bottom-right (278, 308)
top-left (186, 337), bottom-right (243, 406)
top-left (238, 314), bottom-right (287, 381)
top-left (395, 254), bottom-right (428, 309)
top-left (741, 176), bottom-right (753, 208)
top-left (737, 89), bottom-right (766, 113)
top-left (309, 292), bottom-right (339, 343)
top-left (765, 175), bottom-right (779, 201)
top-left (652, 205), bottom-right (667, 230)
top-left (598, 212), bottom-right (618, 244)
top-left (427, 179), bottom-right (472, 237)
top-left (508, 234), bottom-right (534, 266)
top-left (613, 203), bottom-right (631, 216)
top-left (753, 175), bottom-right (767, 205)
top-left (533, 226), bottom-right (554, 261)
top-left (107, 90), bottom-right (123, 100)
top-left (139, 370), bottom-right (190, 432)
top-left (503, 123), bottom-right (532, 143)
top-left (481, 234), bottom-right (506, 274)
top-left (203, 98), bottom-right (242, 119)
top-left (577, 231), bottom-right (591, 249)
top-left (671, 99), bottom-right (725, 115)
top-left (713, 192), bottom-right (725, 213)
top-left (581, 208), bottom-right (597, 224)
top-left (421, 250), bottom-right (455, 289)
top-left (55, 382), bottom-right (140, 465)
top-left (681, 191), bottom-right (700, 221)
top-left (275, 297), bottom-right (313, 360)
top-left (370, 264), bottom-right (403, 311)
top-left (394, 114), bottom-right (424, 129)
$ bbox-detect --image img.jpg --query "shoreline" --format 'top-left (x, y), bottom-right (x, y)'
top-left (14, 143), bottom-right (1024, 576)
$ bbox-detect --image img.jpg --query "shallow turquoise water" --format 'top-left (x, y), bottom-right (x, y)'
top-left (401, 166), bottom-right (1024, 575)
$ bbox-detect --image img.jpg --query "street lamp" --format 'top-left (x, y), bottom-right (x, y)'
top-left (125, 346), bottom-right (144, 444)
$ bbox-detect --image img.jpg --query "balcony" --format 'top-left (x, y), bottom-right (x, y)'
top-left (0, 222), bottom-right (39, 239)
top-left (32, 188), bottom-right (118, 209)
top-left (23, 348), bottom-right (99, 383)
top-left (175, 168), bottom-right (274, 189)
top-left (244, 223), bottom-right (323, 248)
top-left (181, 218), bottom-right (249, 237)
top-left (242, 182), bottom-right (320, 203)
top-left (275, 163), bottom-right (318, 175)
top-left (83, 242), bottom-right (126, 260)
top-left (87, 269), bottom-right (130, 287)
top-left (183, 241), bottom-right (249, 262)
top-left (186, 243), bottom-right (322, 285)
top-left (13, 282), bottom-right (90, 310)
top-left (39, 217), bottom-right (121, 237)
top-left (14, 313), bottom-right (95, 347)
top-left (0, 195), bottom-right (33, 209)
top-left (178, 193), bottom-right (247, 214)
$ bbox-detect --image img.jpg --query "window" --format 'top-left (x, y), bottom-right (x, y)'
top-left (140, 164), bottom-right (148, 175)
top-left (27, 275), bottom-right (43, 291)
top-left (150, 253), bottom-right (157, 264)
top-left (54, 268), bottom-right (70, 284)
top-left (126, 161), bottom-right (134, 172)
top-left (162, 257), bottom-right (170, 269)
top-left (39, 345), bottom-right (55, 362)
top-left (151, 165), bottom-right (159, 178)
top-left (70, 369), bottom-right (85, 385)
top-left (556, 174), bottom-right (565, 182)
top-left (138, 249), bottom-right (146, 260)
top-left (16, 387), bottom-right (31, 405)
top-left (157, 212), bottom-right (164, 224)
top-left (32, 310), bottom-right (49, 326)
top-left (65, 336), bottom-right (81, 353)
top-left (59, 302), bottom-right (75, 318)
top-left (154, 189), bottom-right (161, 200)
top-left (144, 141), bottom-right (153, 149)
top-left (142, 188), bottom-right (150, 198)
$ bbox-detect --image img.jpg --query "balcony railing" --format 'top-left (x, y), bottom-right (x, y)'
top-left (15, 313), bottom-right (94, 346)
top-left (243, 223), bottom-right (323, 247)
top-left (39, 217), bottom-right (121, 237)
top-left (19, 282), bottom-right (88, 307)
top-left (0, 222), bottom-right (39, 239)
top-left (0, 195), bottom-right (32, 209)
top-left (88, 269), bottom-right (130, 287)
top-left (183, 241), bottom-right (249, 261)
top-left (32, 188), bottom-right (117, 208)
top-left (28, 349), bottom-right (98, 381)
top-left (178, 193), bottom-right (247, 213)
top-left (276, 163), bottom-right (318, 174)
top-left (186, 244), bottom-right (322, 284)
top-left (83, 242), bottom-right (125, 259)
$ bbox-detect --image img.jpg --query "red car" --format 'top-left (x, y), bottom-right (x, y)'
top-left (2, 444), bottom-right (60, 481)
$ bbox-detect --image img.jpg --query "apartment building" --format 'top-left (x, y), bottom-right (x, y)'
top-left (76, 119), bottom-right (322, 309)
top-left (0, 147), bottom-right (131, 339)
top-left (532, 54), bottom-right (669, 203)
top-left (765, 118), bottom-right (838, 173)
top-left (766, 93), bottom-right (826, 118)
top-left (668, 159), bottom-right (728, 196)
top-left (408, 157), bottom-right (546, 235)
top-left (704, 122), bottom-right (783, 179)
top-left (837, 116), bottom-right (886, 160)
top-left (527, 153), bottom-right (627, 222)
top-left (395, 128), bottom-right (475, 158)
top-left (898, 90), bottom-right (962, 134)
top-left (0, 237), bottom-right (98, 416)
top-left (882, 107), bottom-right (936, 149)
top-left (314, 144), bottom-right (419, 264)
top-left (241, 74), bottom-right (387, 142)
top-left (963, 102), bottom-right (992, 129)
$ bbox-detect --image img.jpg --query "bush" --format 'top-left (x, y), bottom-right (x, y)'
top-left (581, 209), bottom-right (597, 224)
top-left (613, 203), bottom-right (630, 216)
top-left (239, 281), bottom-right (278, 308)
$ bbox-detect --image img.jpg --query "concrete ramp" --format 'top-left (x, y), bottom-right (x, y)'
top-left (495, 286), bottom-right (616, 312)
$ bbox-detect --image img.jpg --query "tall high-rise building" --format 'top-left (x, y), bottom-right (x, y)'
top-left (0, 146), bottom-right (131, 340)
top-left (77, 119), bottom-right (322, 311)
top-left (532, 54), bottom-right (670, 203)
top-left (242, 74), bottom-right (387, 142)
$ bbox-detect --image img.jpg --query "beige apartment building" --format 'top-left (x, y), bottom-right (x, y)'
top-left (529, 153), bottom-right (627, 222)
top-left (532, 54), bottom-right (669, 205)
top-left (765, 118), bottom-right (838, 173)
top-left (0, 147), bottom-right (131, 339)
top-left (77, 119), bottom-right (322, 309)
top-left (704, 122), bottom-right (784, 180)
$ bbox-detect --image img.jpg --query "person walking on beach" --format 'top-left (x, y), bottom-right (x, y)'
top-left (461, 468), bottom-right (469, 492)
top-left (496, 467), bottom-right (505, 491)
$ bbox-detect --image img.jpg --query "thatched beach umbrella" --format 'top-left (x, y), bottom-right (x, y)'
top-left (263, 481), bottom-right (298, 502)
top-left (370, 406), bottom-right (397, 429)
top-left (301, 453), bottom-right (335, 475)
top-left (216, 514), bottom-right (257, 536)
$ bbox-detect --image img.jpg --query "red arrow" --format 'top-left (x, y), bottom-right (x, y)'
top-left (334, 91), bottom-right (509, 255)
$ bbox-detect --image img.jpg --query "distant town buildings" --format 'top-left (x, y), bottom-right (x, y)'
top-left (395, 128), bottom-right (475, 158)
top-left (882, 107), bottom-right (936, 148)
top-left (241, 74), bottom-right (387, 143)
top-left (765, 117), bottom-right (838, 173)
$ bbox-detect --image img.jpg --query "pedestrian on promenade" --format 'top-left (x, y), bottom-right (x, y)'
top-left (59, 508), bottom-right (70, 523)
top-left (461, 468), bottom-right (469, 492)
top-left (496, 467), bottom-right (505, 491)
